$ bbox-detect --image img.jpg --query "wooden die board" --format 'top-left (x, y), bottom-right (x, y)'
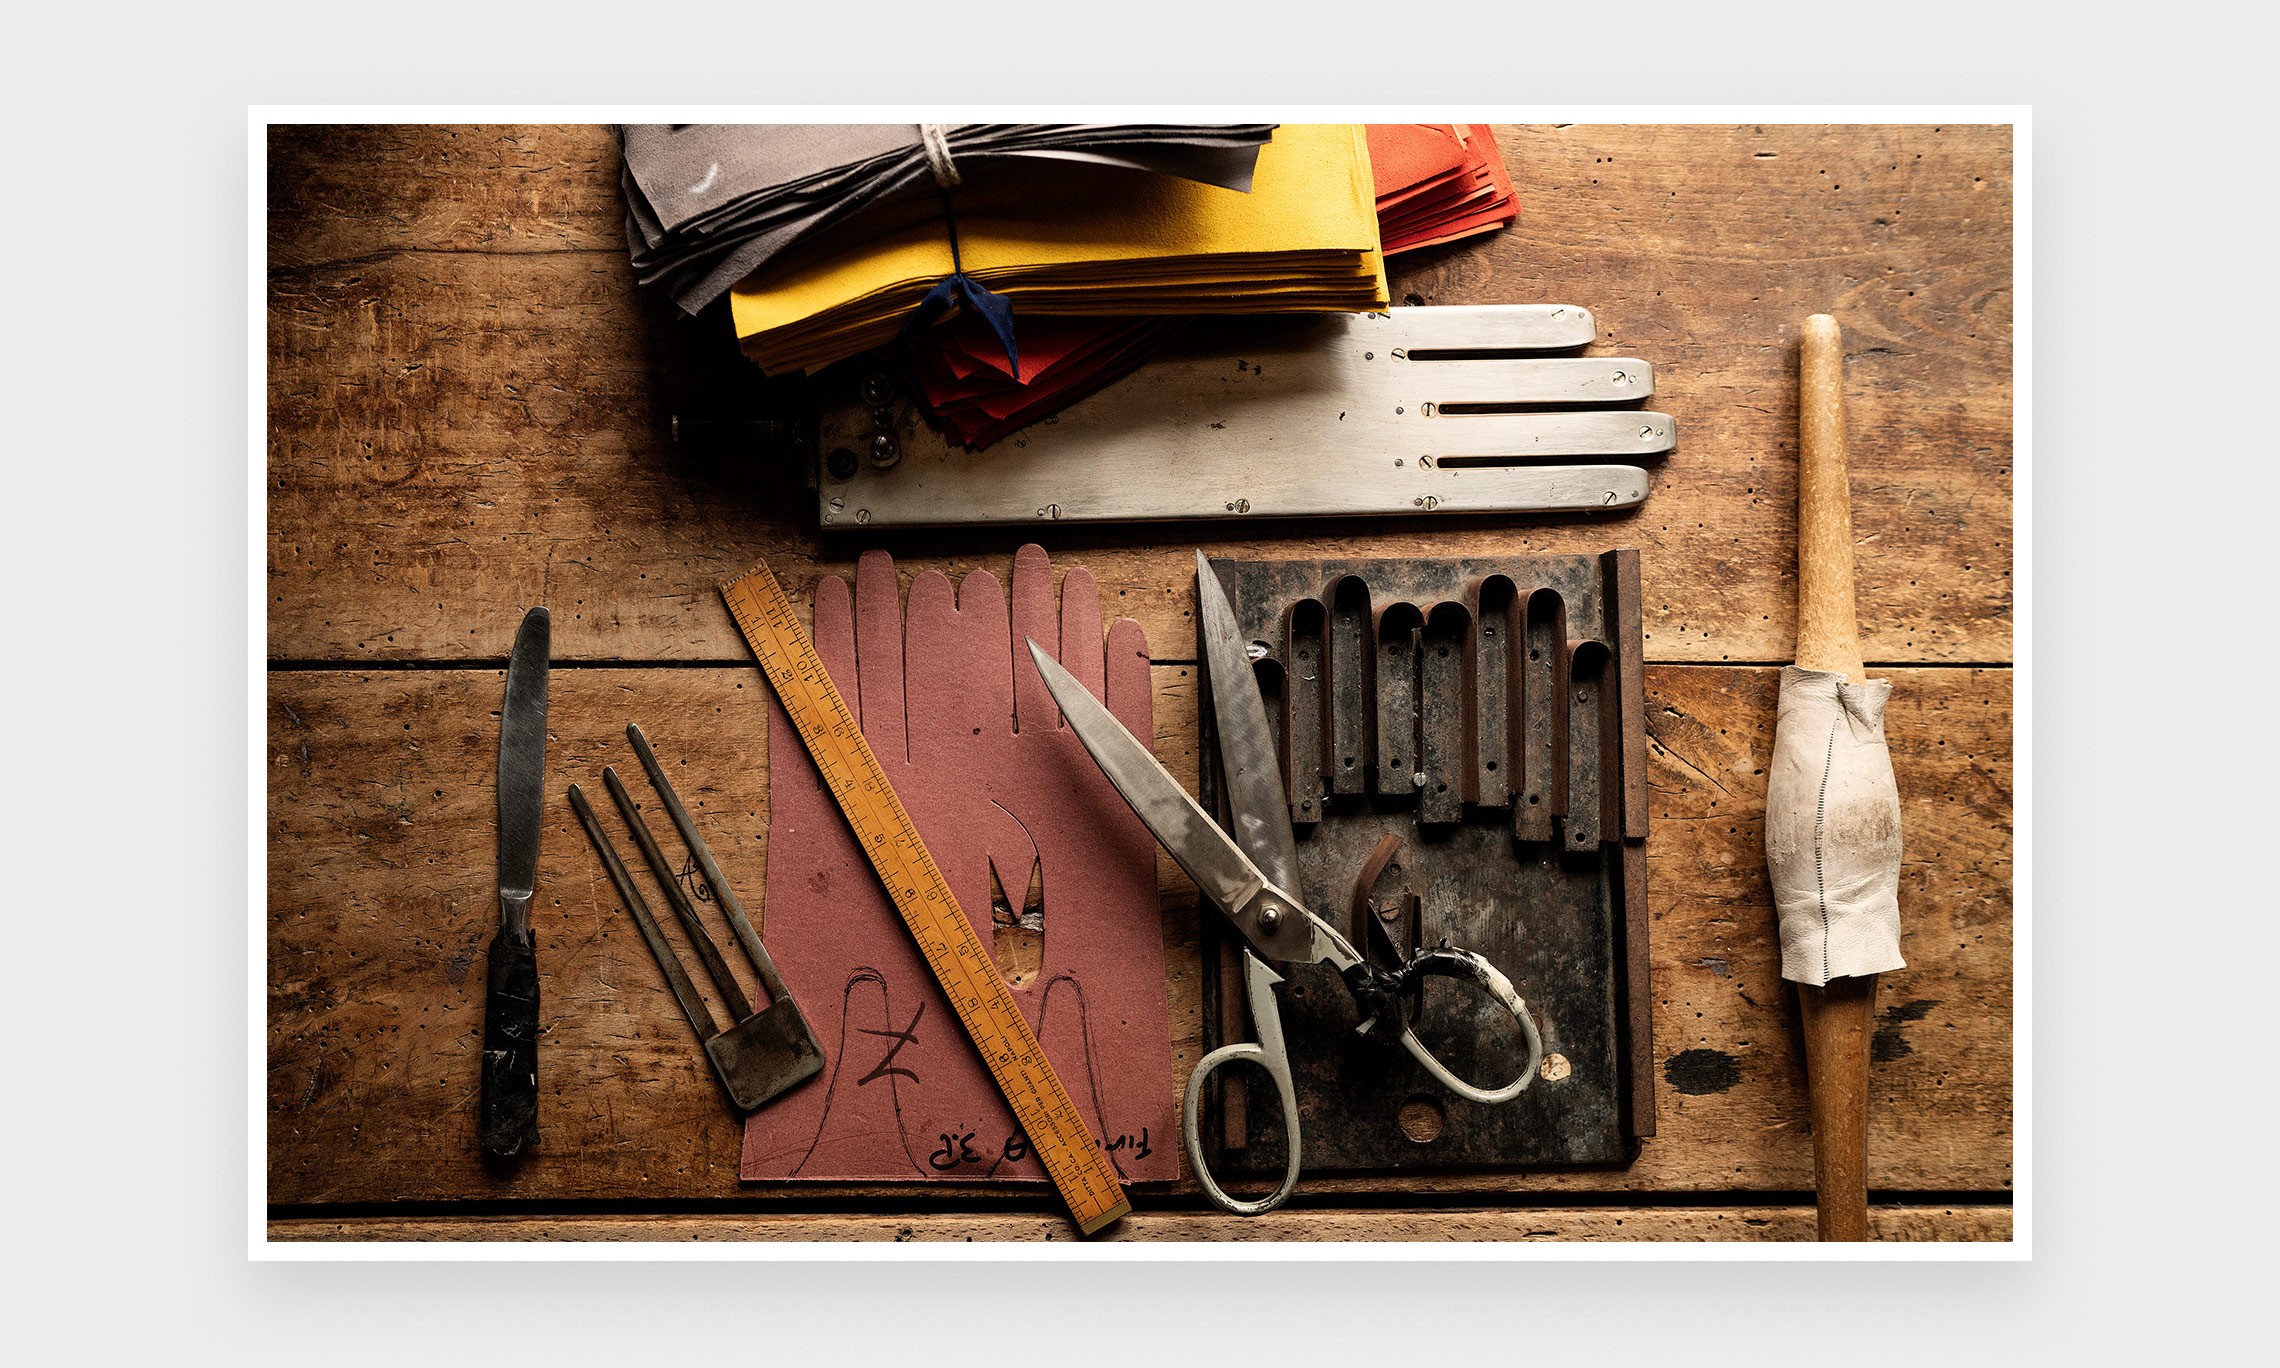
top-left (1198, 552), bottom-right (1652, 1175)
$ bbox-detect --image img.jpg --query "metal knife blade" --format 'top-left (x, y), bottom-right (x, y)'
top-left (1025, 637), bottom-right (1320, 964)
top-left (1193, 551), bottom-right (1305, 899)
top-left (482, 605), bottom-right (549, 1161)
top-left (497, 606), bottom-right (551, 934)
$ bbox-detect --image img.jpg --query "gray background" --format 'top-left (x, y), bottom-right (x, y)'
top-left (8, 3), bottom-right (2265, 1361)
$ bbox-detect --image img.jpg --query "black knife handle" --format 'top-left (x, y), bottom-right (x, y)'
top-left (480, 925), bottom-right (541, 1161)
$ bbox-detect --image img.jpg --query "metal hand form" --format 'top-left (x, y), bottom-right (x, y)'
top-left (1027, 551), bottom-right (1545, 1215)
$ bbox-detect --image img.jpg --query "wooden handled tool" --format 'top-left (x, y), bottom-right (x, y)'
top-left (1792, 314), bottom-right (1876, 1241)
top-left (1797, 316), bottom-right (1866, 685)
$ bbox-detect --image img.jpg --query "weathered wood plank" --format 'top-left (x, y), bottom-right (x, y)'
top-left (267, 663), bottom-right (2009, 1205)
top-left (1400, 124), bottom-right (2014, 670)
top-left (267, 125), bottom-right (627, 269)
top-left (268, 1204), bottom-right (2012, 1243)
top-left (266, 123), bottom-right (2011, 666)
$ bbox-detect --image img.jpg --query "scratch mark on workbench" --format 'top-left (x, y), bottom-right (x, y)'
top-left (1653, 741), bottom-right (1739, 801)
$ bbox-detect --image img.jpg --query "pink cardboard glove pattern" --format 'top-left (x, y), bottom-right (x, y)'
top-left (740, 545), bottom-right (1178, 1184)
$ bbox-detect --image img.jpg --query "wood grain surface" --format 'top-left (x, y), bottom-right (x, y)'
top-left (270, 1205), bottom-right (2010, 1243)
top-left (267, 664), bottom-right (2011, 1204)
top-left (264, 122), bottom-right (2015, 1241)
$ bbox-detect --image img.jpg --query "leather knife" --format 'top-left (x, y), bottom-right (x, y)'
top-left (481, 605), bottom-right (550, 1161)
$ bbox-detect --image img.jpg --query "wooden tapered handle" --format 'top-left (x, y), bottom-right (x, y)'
top-left (1794, 313), bottom-right (1875, 1240)
top-left (1797, 976), bottom-right (1875, 1240)
top-left (1797, 315), bottom-right (1866, 683)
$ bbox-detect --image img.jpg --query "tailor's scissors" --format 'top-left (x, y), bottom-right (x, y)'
top-left (1024, 551), bottom-right (1544, 1216)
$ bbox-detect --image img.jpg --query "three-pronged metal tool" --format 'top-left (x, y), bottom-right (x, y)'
top-left (569, 724), bottom-right (822, 1113)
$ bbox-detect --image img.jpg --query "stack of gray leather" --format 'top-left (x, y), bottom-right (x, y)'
top-left (619, 123), bottom-right (1277, 314)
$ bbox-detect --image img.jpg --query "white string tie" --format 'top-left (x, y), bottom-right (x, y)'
top-left (917, 124), bottom-right (961, 189)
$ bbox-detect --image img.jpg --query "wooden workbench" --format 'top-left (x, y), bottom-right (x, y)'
top-left (265, 123), bottom-right (2013, 1243)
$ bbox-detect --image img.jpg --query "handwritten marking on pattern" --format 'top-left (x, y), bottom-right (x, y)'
top-left (931, 1127), bottom-right (1149, 1173)
top-left (787, 967), bottom-right (1144, 1180)
top-left (857, 1001), bottom-right (926, 1086)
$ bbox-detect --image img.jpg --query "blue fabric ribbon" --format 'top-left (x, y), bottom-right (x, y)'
top-left (897, 190), bottom-right (1020, 379)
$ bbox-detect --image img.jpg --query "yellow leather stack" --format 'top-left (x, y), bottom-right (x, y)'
top-left (728, 124), bottom-right (1387, 375)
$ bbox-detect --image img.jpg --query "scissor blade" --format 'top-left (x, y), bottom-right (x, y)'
top-left (1193, 551), bottom-right (1305, 897)
top-left (497, 607), bottom-right (550, 909)
top-left (1025, 639), bottom-right (1265, 917)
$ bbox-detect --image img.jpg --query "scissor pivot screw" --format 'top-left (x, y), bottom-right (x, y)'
top-left (1257, 905), bottom-right (1283, 931)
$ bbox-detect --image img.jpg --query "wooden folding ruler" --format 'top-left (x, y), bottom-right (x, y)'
top-left (718, 561), bottom-right (1131, 1236)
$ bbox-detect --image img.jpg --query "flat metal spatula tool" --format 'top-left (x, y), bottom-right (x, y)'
top-left (569, 724), bottom-right (822, 1112)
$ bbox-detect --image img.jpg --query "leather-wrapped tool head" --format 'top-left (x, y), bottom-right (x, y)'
top-left (1764, 666), bottom-right (1906, 986)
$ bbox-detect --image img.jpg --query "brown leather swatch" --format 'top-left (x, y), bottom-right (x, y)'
top-left (740, 545), bottom-right (1179, 1184)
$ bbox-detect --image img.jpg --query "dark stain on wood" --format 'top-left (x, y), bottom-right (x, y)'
top-left (1872, 998), bottom-right (1940, 1063)
top-left (1664, 1047), bottom-right (1742, 1095)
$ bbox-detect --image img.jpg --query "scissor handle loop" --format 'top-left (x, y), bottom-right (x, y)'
top-left (1180, 1039), bottom-right (1304, 1216)
top-left (1180, 951), bottom-right (1304, 1216)
top-left (1368, 947), bottom-right (1545, 1105)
